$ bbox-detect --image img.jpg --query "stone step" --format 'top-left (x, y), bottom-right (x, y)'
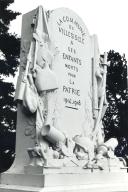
top-left (0, 184), bottom-right (40, 192)
top-left (1, 183), bottom-right (128, 192)
top-left (1, 171), bottom-right (128, 188)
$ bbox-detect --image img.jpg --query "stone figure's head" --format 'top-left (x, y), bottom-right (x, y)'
top-left (73, 135), bottom-right (94, 152)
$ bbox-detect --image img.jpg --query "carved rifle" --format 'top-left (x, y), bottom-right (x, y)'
top-left (92, 52), bottom-right (108, 141)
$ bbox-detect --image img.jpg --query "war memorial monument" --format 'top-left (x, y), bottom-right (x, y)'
top-left (0, 5), bottom-right (128, 192)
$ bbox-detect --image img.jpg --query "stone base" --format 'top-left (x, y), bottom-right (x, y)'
top-left (1, 183), bottom-right (128, 192)
top-left (0, 167), bottom-right (128, 191)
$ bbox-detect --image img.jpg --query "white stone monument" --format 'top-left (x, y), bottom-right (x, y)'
top-left (0, 6), bottom-right (128, 192)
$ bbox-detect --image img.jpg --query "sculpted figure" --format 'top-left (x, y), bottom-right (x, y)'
top-left (16, 6), bottom-right (66, 166)
top-left (93, 138), bottom-right (126, 170)
top-left (96, 138), bottom-right (118, 160)
top-left (33, 44), bottom-right (58, 137)
top-left (73, 135), bottom-right (95, 167)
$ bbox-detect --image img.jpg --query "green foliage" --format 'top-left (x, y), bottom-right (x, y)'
top-left (103, 50), bottom-right (128, 156)
top-left (0, 0), bottom-right (20, 172)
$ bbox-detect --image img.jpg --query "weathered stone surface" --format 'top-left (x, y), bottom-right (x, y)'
top-left (48, 8), bottom-right (94, 137)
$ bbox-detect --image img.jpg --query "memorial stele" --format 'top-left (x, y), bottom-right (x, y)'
top-left (0, 5), bottom-right (128, 192)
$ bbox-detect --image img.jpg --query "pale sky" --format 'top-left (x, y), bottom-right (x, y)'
top-left (9, 0), bottom-right (128, 62)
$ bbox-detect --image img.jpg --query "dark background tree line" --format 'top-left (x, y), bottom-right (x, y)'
top-left (103, 50), bottom-right (128, 157)
top-left (0, 0), bottom-right (127, 172)
top-left (0, 0), bottom-right (20, 172)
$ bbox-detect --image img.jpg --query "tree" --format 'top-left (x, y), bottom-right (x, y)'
top-left (103, 50), bottom-right (128, 157)
top-left (0, 0), bottom-right (20, 172)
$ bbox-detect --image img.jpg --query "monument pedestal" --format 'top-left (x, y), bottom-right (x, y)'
top-left (0, 167), bottom-right (128, 192)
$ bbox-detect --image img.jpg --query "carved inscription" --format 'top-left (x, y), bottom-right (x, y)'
top-left (48, 8), bottom-right (92, 136)
top-left (56, 15), bottom-right (87, 110)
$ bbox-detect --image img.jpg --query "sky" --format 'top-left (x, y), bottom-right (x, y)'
top-left (9, 0), bottom-right (128, 61)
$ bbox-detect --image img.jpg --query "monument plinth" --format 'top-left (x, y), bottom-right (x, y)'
top-left (0, 6), bottom-right (127, 192)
